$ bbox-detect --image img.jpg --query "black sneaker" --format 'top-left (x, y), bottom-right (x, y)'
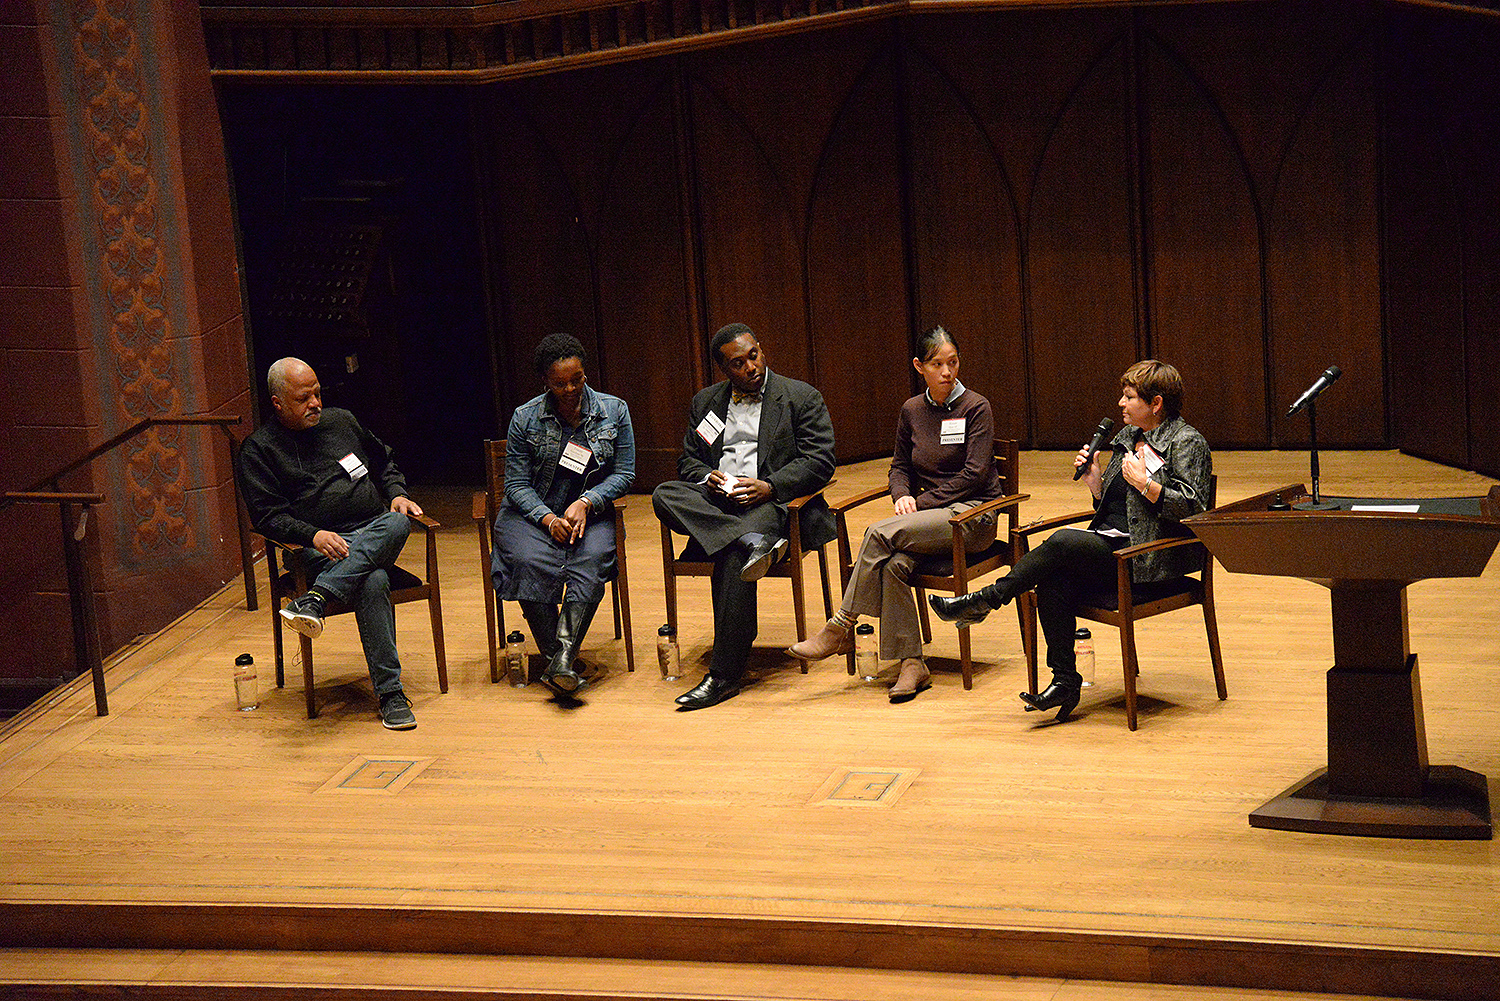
top-left (280, 592), bottom-right (325, 639)
top-left (379, 691), bottom-right (417, 730)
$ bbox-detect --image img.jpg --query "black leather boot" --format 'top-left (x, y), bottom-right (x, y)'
top-left (518, 601), bottom-right (561, 686)
top-left (1018, 681), bottom-right (1082, 722)
top-left (541, 600), bottom-right (599, 695)
top-left (928, 581), bottom-right (1006, 627)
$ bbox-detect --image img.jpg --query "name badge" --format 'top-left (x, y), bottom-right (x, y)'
top-left (558, 440), bottom-right (593, 475)
top-left (695, 410), bottom-right (725, 445)
top-left (338, 452), bottom-right (368, 481)
top-left (1139, 441), bottom-right (1165, 475)
top-left (940, 417), bottom-right (966, 446)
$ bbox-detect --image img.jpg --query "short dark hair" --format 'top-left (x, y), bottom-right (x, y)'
top-left (915, 325), bottom-right (957, 362)
top-left (1121, 359), bottom-right (1184, 419)
top-left (533, 333), bottom-right (586, 378)
top-left (709, 323), bottom-right (755, 368)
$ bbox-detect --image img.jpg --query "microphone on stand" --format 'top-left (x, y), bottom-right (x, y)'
top-left (1073, 418), bottom-right (1116, 481)
top-left (1287, 365), bottom-right (1342, 417)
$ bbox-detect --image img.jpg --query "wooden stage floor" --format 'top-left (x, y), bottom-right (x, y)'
top-left (2, 450), bottom-right (1498, 1000)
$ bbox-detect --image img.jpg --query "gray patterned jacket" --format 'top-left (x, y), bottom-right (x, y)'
top-left (1091, 416), bottom-right (1212, 583)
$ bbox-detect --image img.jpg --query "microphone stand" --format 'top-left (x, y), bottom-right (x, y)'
top-left (1293, 399), bottom-right (1339, 511)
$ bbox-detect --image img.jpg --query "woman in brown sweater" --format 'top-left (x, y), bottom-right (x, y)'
top-left (789, 327), bottom-right (1002, 701)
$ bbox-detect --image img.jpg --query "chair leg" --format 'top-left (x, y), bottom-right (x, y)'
top-left (300, 633), bottom-right (317, 719)
top-left (617, 574), bottom-right (635, 674)
top-left (916, 587), bottom-right (932, 644)
top-left (1021, 593), bottom-right (1039, 695)
top-left (429, 594), bottom-right (448, 694)
top-left (818, 546), bottom-right (834, 621)
top-left (1204, 596), bottom-right (1227, 700)
top-left (1119, 620), bottom-right (1140, 731)
top-left (272, 596), bottom-right (287, 689)
top-left (790, 557), bottom-right (809, 673)
top-left (480, 529), bottom-right (500, 683)
top-left (1016, 600), bottom-right (1035, 675)
top-left (958, 625), bottom-right (973, 690)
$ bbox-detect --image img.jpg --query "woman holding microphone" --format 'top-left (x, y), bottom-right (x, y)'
top-left (929, 360), bottom-right (1211, 721)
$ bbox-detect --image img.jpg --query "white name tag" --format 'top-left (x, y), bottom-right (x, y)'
top-left (339, 452), bottom-right (368, 481)
top-left (558, 440), bottom-right (593, 475)
top-left (940, 417), bottom-right (966, 446)
top-left (696, 410), bottom-right (725, 445)
top-left (1139, 442), bottom-right (1165, 475)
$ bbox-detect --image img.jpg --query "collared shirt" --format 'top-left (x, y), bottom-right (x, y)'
top-left (720, 380), bottom-right (763, 480)
top-left (924, 379), bottom-right (967, 411)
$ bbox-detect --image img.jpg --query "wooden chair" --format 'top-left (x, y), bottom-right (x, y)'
top-left (265, 514), bottom-right (448, 719)
top-left (832, 439), bottom-right (1031, 689)
top-left (1018, 474), bottom-right (1222, 730)
top-left (659, 486), bottom-right (835, 672)
top-left (472, 438), bottom-right (634, 683)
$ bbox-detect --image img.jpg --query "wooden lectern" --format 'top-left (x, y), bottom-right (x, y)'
top-left (1185, 485), bottom-right (1500, 839)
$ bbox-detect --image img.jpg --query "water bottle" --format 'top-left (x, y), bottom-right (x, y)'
top-left (657, 623), bottom-right (681, 680)
top-left (505, 630), bottom-right (528, 686)
top-left (855, 622), bottom-right (878, 681)
top-left (234, 653), bottom-right (258, 711)
top-left (1074, 627), bottom-right (1095, 688)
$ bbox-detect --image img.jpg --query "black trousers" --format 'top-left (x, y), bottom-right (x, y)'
top-left (652, 480), bottom-right (786, 681)
top-left (1000, 528), bottom-right (1126, 687)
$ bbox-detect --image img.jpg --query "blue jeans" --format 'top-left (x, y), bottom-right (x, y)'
top-left (296, 511), bottom-right (410, 697)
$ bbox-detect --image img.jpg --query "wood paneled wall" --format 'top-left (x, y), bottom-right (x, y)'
top-left (477, 1), bottom-right (1407, 486)
top-left (218, 1), bottom-right (1500, 485)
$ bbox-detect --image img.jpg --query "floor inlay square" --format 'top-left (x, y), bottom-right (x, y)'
top-left (317, 756), bottom-right (436, 794)
top-left (810, 767), bottom-right (919, 807)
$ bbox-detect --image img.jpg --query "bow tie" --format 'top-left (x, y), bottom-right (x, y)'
top-left (731, 388), bottom-right (762, 405)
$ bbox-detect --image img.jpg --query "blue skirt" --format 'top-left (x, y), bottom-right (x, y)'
top-left (491, 508), bottom-right (617, 604)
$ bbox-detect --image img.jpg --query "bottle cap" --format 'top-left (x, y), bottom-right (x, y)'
top-left (1074, 627), bottom-right (1091, 639)
top-left (855, 623), bottom-right (874, 635)
top-left (235, 653), bottom-right (254, 665)
top-left (658, 623), bottom-right (675, 636)
top-left (506, 630), bottom-right (524, 642)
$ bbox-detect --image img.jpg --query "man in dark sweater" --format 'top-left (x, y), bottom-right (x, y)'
top-left (239, 357), bottom-right (424, 730)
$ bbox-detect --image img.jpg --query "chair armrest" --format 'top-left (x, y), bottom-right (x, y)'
top-left (409, 513), bottom-right (440, 533)
top-left (1112, 534), bottom-right (1204, 561)
top-left (266, 536), bottom-right (303, 554)
top-left (949, 492), bottom-right (1029, 525)
top-left (472, 490), bottom-right (488, 523)
top-left (1018, 509), bottom-right (1094, 537)
top-left (828, 484), bottom-right (888, 514)
top-left (785, 479), bottom-right (835, 512)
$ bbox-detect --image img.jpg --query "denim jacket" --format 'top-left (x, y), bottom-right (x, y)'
top-left (503, 385), bottom-right (636, 525)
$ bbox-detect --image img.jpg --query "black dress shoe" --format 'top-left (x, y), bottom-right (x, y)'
top-left (740, 535), bottom-right (789, 582)
top-left (675, 675), bottom-right (739, 710)
top-left (928, 589), bottom-right (997, 628)
top-left (1018, 682), bottom-right (1081, 722)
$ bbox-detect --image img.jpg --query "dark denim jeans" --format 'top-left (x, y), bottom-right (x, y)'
top-left (297, 510), bottom-right (411, 697)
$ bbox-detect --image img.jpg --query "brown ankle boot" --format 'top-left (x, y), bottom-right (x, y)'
top-left (788, 618), bottom-right (853, 661)
top-left (889, 658), bottom-right (931, 702)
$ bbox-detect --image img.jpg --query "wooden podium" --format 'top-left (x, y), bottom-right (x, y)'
top-left (1185, 486), bottom-right (1500, 839)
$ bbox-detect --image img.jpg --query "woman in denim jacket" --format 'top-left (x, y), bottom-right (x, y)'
top-left (492, 333), bottom-right (636, 695)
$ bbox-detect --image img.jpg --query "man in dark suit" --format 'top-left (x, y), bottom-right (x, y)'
top-left (652, 323), bottom-right (837, 710)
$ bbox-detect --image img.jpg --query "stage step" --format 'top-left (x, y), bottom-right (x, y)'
top-left (0, 948), bottom-right (1423, 1001)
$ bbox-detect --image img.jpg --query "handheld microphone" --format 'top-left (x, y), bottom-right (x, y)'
top-left (1073, 418), bottom-right (1116, 480)
top-left (1286, 365), bottom-right (1342, 417)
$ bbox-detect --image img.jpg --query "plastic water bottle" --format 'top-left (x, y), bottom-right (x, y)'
top-left (505, 630), bottom-right (527, 686)
top-left (1074, 627), bottom-right (1095, 688)
top-left (657, 624), bottom-right (681, 680)
top-left (855, 622), bottom-right (878, 681)
top-left (234, 653), bottom-right (258, 711)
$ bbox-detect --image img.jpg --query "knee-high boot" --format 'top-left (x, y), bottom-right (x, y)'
top-left (518, 601), bottom-right (562, 686)
top-left (541, 600), bottom-right (600, 694)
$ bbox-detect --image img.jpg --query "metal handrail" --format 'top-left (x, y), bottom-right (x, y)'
top-left (2, 416), bottom-right (255, 717)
